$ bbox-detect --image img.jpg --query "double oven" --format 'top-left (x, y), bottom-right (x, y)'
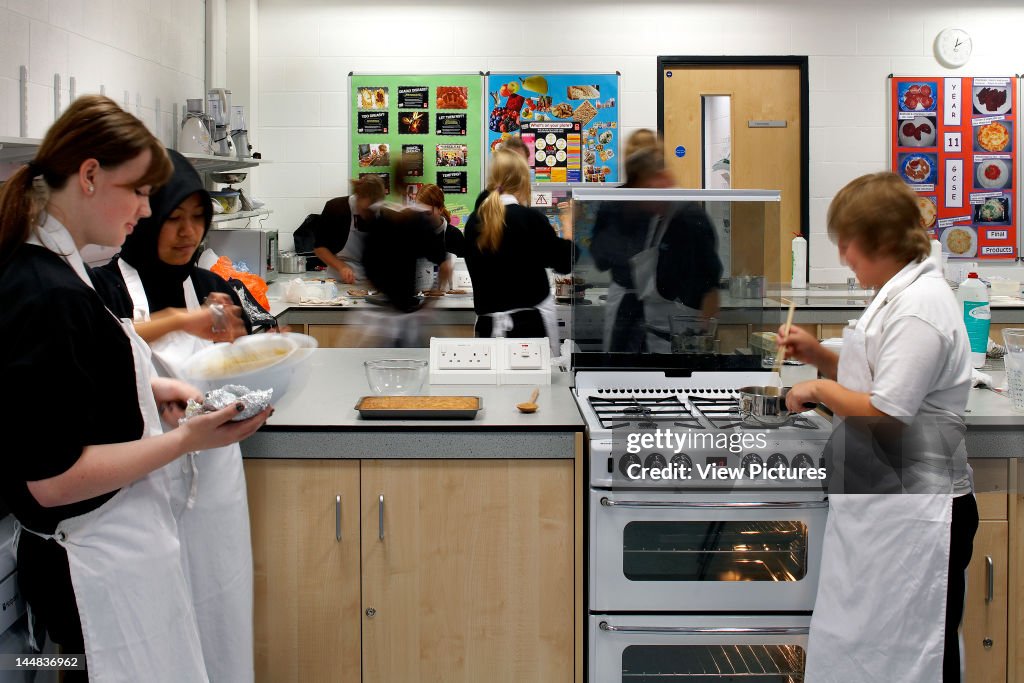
top-left (578, 371), bottom-right (829, 682)
top-left (568, 188), bottom-right (829, 682)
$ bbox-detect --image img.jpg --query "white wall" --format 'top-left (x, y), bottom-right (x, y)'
top-left (254, 0), bottom-right (1024, 282)
top-left (0, 0), bottom-right (207, 148)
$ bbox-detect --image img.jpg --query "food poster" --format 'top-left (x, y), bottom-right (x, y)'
top-left (351, 74), bottom-right (483, 228)
top-left (890, 76), bottom-right (1018, 260)
top-left (486, 72), bottom-right (619, 183)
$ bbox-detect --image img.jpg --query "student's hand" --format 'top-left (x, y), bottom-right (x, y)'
top-left (777, 324), bottom-right (823, 365)
top-left (339, 265), bottom-right (356, 285)
top-left (178, 404), bottom-right (273, 452)
top-left (438, 260), bottom-right (454, 291)
top-left (182, 302), bottom-right (246, 342)
top-left (152, 377), bottom-right (202, 427)
top-left (785, 380), bottom-right (820, 413)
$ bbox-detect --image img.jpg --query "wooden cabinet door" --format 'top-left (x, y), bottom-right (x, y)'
top-left (361, 459), bottom-right (574, 683)
top-left (963, 519), bottom-right (1008, 682)
top-left (245, 459), bottom-right (362, 683)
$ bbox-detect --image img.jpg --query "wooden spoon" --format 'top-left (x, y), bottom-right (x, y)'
top-left (773, 300), bottom-right (796, 374)
top-left (517, 388), bottom-right (541, 414)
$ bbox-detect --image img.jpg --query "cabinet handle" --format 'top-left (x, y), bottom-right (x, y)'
top-left (335, 495), bottom-right (342, 542)
top-left (378, 494), bottom-right (385, 540)
top-left (986, 556), bottom-right (994, 603)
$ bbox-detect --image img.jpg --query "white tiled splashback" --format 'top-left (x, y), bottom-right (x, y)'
top-left (251, 0), bottom-right (1024, 282)
top-left (0, 0), bottom-right (205, 146)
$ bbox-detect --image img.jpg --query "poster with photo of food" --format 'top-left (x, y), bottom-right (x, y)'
top-left (486, 72), bottom-right (619, 183)
top-left (351, 73), bottom-right (483, 227)
top-left (891, 76), bottom-right (1017, 259)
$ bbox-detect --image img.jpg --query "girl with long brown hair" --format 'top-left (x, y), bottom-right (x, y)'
top-left (0, 95), bottom-right (269, 681)
top-left (462, 149), bottom-right (574, 352)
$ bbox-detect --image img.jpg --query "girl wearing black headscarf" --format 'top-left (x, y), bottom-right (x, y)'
top-left (99, 149), bottom-right (250, 345)
top-left (97, 148), bottom-right (257, 682)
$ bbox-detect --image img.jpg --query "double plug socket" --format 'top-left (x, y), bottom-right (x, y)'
top-left (428, 338), bottom-right (551, 385)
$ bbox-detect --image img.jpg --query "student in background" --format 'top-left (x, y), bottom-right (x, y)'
top-left (312, 175), bottom-right (386, 285)
top-left (463, 149), bottom-right (574, 354)
top-left (416, 183), bottom-right (466, 290)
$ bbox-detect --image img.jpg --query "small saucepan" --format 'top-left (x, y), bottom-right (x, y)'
top-left (737, 385), bottom-right (817, 426)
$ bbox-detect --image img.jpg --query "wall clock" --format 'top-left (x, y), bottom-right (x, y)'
top-left (935, 28), bottom-right (972, 69)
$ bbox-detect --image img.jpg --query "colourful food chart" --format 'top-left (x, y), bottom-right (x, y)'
top-left (350, 73), bottom-right (483, 227)
top-left (486, 72), bottom-right (619, 183)
top-left (891, 76), bottom-right (1017, 259)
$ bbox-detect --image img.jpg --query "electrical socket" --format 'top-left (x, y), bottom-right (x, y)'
top-left (429, 338), bottom-right (498, 385)
top-left (437, 340), bottom-right (492, 370)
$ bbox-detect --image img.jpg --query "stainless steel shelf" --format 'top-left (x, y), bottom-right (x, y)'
top-left (211, 208), bottom-right (273, 224)
top-left (0, 136), bottom-right (42, 163)
top-left (180, 152), bottom-right (268, 173)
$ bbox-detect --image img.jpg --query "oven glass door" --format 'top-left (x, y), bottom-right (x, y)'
top-left (592, 615), bottom-right (808, 683)
top-left (591, 491), bottom-right (826, 612)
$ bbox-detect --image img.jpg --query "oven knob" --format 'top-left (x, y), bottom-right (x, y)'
top-left (741, 453), bottom-right (763, 473)
top-left (619, 453), bottom-right (642, 477)
top-left (645, 453), bottom-right (668, 470)
top-left (792, 453), bottom-right (814, 469)
top-left (767, 453), bottom-right (789, 470)
top-left (671, 453), bottom-right (693, 471)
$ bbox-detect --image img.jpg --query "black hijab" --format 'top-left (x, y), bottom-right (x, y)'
top-left (116, 149), bottom-right (213, 313)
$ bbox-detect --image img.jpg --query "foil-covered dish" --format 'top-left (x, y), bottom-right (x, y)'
top-left (182, 384), bottom-right (273, 422)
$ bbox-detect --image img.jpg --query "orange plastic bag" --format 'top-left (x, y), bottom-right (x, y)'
top-left (210, 255), bottom-right (270, 310)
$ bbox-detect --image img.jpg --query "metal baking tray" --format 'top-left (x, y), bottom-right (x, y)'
top-left (354, 396), bottom-right (482, 420)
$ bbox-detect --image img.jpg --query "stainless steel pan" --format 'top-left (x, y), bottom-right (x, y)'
top-left (737, 386), bottom-right (817, 426)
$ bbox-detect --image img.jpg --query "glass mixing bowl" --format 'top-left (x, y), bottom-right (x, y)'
top-left (364, 359), bottom-right (428, 395)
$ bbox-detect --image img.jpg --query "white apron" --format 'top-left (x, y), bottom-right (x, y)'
top-left (478, 292), bottom-right (559, 356)
top-left (804, 269), bottom-right (953, 683)
top-left (118, 261), bottom-right (255, 683)
top-left (327, 198), bottom-right (368, 283)
top-left (19, 218), bottom-right (209, 682)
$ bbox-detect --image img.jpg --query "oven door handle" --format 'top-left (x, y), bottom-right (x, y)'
top-left (600, 497), bottom-right (828, 510)
top-left (599, 621), bottom-right (809, 636)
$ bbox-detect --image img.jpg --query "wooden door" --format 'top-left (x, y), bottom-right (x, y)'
top-left (361, 459), bottom-right (575, 682)
top-left (661, 62), bottom-right (804, 284)
top-left (245, 459), bottom-right (362, 683)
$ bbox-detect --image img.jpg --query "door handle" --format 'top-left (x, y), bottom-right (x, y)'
top-left (599, 621), bottom-right (809, 636)
top-left (335, 495), bottom-right (342, 542)
top-left (378, 494), bottom-right (385, 541)
top-left (986, 556), bottom-right (994, 603)
top-left (600, 497), bottom-right (828, 510)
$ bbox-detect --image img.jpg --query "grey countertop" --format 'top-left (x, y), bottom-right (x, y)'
top-left (242, 348), bottom-right (583, 460)
top-left (241, 347), bottom-right (1020, 460)
top-left (964, 359), bottom-right (1024, 456)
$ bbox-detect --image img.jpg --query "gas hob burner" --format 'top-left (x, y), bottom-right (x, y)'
top-left (587, 394), bottom-right (703, 430)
